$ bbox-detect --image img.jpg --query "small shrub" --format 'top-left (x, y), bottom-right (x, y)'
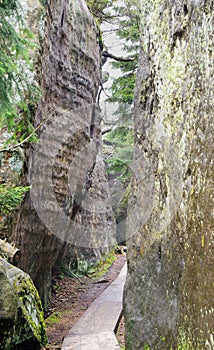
top-left (0, 184), bottom-right (29, 215)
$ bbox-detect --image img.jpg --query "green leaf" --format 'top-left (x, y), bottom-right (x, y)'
top-left (0, 0), bottom-right (40, 146)
top-left (0, 184), bottom-right (30, 215)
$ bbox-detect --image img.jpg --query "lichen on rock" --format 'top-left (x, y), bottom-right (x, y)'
top-left (0, 257), bottom-right (47, 350)
top-left (124, 0), bottom-right (213, 348)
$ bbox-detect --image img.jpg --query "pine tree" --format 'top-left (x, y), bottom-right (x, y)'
top-left (109, 0), bottom-right (140, 111)
top-left (0, 0), bottom-right (38, 215)
top-left (102, 1), bottom-right (140, 185)
top-left (0, 0), bottom-right (38, 137)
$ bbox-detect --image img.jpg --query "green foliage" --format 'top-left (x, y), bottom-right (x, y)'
top-left (102, 2), bottom-right (139, 187)
top-left (104, 126), bottom-right (134, 184)
top-left (108, 0), bottom-right (140, 108)
top-left (86, 0), bottom-right (116, 22)
top-left (113, 2), bottom-right (140, 49)
top-left (0, 184), bottom-right (29, 215)
top-left (110, 73), bottom-right (136, 105)
top-left (61, 249), bottom-right (117, 280)
top-left (0, 0), bottom-right (40, 145)
top-left (86, 0), bottom-right (117, 50)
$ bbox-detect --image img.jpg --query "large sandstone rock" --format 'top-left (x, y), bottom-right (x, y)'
top-left (0, 257), bottom-right (46, 350)
top-left (124, 0), bottom-right (213, 349)
top-left (10, 0), bottom-right (116, 306)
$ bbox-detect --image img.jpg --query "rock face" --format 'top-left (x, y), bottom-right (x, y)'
top-left (124, 0), bottom-right (213, 349)
top-left (0, 257), bottom-right (46, 350)
top-left (11, 0), bottom-right (115, 306)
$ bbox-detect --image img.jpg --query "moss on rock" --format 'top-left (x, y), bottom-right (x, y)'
top-left (124, 0), bottom-right (213, 348)
top-left (0, 258), bottom-right (47, 349)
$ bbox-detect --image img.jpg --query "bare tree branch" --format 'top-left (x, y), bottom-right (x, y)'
top-left (102, 50), bottom-right (135, 62)
top-left (102, 127), bottom-right (113, 135)
top-left (0, 113), bottom-right (53, 153)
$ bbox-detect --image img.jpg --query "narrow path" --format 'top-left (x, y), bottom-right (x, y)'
top-left (61, 263), bottom-right (127, 350)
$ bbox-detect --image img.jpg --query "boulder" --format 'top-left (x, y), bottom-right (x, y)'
top-left (0, 257), bottom-right (47, 350)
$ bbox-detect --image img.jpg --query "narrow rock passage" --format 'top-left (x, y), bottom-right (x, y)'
top-left (61, 263), bottom-right (127, 350)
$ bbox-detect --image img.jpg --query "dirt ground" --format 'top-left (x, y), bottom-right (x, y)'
top-left (44, 253), bottom-right (126, 349)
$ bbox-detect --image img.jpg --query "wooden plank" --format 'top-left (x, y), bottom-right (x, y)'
top-left (0, 239), bottom-right (21, 264)
top-left (62, 263), bottom-right (127, 350)
top-left (62, 332), bottom-right (121, 350)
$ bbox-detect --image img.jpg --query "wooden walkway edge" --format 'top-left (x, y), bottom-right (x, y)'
top-left (61, 262), bottom-right (127, 350)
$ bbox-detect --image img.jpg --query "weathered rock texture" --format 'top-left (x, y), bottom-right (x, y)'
top-left (10, 0), bottom-right (115, 306)
top-left (0, 257), bottom-right (46, 350)
top-left (124, 0), bottom-right (213, 349)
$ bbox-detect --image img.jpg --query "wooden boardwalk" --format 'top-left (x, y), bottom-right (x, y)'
top-left (61, 263), bottom-right (127, 350)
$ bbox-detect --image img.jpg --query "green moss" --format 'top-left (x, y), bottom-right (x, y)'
top-left (0, 260), bottom-right (47, 349)
top-left (85, 0), bottom-right (104, 50)
top-left (94, 18), bottom-right (104, 50)
top-left (88, 248), bottom-right (117, 280)
top-left (143, 345), bottom-right (151, 350)
top-left (38, 0), bottom-right (47, 6)
top-left (61, 247), bottom-right (117, 281)
top-left (45, 311), bottom-right (62, 326)
top-left (176, 324), bottom-right (196, 350)
top-left (13, 274), bottom-right (47, 346)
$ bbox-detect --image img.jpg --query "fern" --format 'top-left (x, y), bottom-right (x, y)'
top-left (0, 184), bottom-right (29, 215)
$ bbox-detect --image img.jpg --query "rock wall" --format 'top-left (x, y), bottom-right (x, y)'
top-left (10, 0), bottom-right (115, 306)
top-left (124, 0), bottom-right (213, 349)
